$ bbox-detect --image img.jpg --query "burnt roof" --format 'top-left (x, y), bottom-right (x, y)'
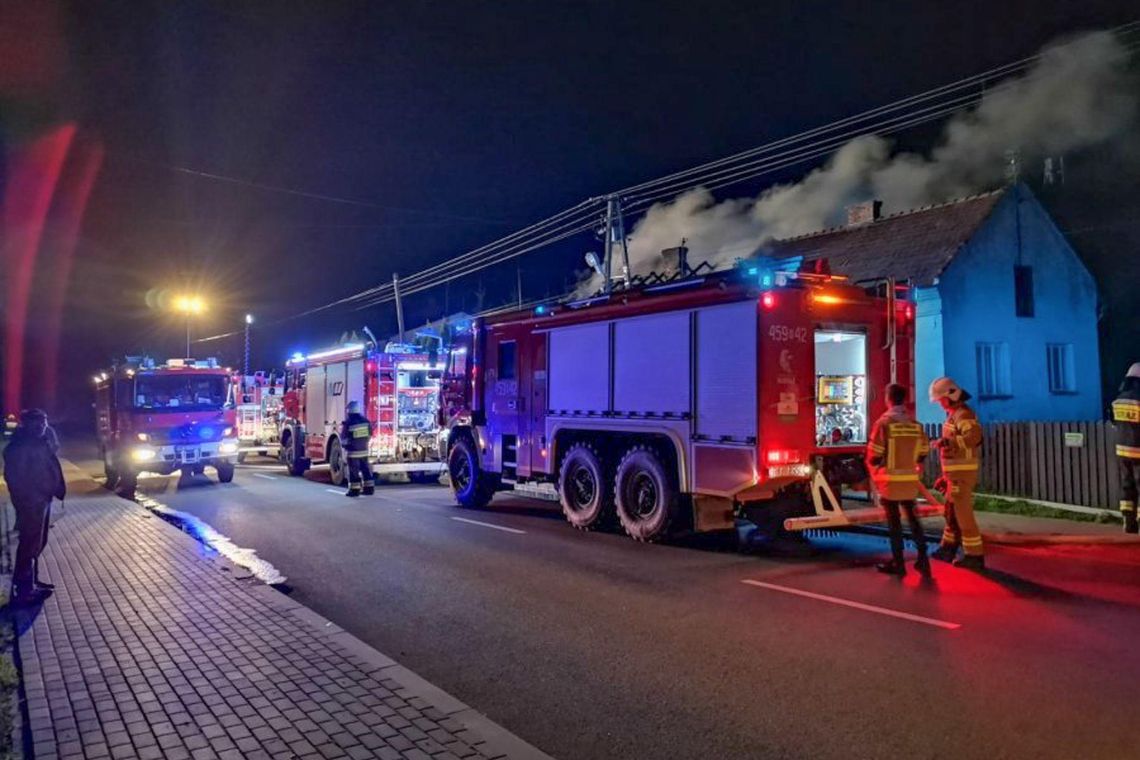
top-left (765, 189), bottom-right (1006, 285)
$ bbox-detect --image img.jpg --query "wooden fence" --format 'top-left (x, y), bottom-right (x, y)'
top-left (920, 421), bottom-right (1121, 509)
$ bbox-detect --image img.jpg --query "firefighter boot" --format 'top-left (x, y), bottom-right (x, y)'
top-left (914, 555), bottom-right (932, 578)
top-left (931, 545), bottom-right (958, 563)
top-left (1125, 513), bottom-right (1138, 534)
top-left (363, 481), bottom-right (375, 496)
top-left (876, 561), bottom-right (906, 577)
top-left (954, 554), bottom-right (985, 571)
top-left (345, 487), bottom-right (361, 498)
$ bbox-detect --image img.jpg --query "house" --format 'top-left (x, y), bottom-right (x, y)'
top-left (768, 183), bottom-right (1102, 423)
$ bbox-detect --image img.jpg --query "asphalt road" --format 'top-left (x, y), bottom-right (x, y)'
top-left (72, 453), bottom-right (1140, 760)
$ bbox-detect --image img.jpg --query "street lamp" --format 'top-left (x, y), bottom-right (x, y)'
top-left (173, 295), bottom-right (206, 358)
top-left (244, 314), bottom-right (254, 376)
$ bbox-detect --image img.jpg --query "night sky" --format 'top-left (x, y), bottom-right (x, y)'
top-left (2, 0), bottom-right (1137, 424)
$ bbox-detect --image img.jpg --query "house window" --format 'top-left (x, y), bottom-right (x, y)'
top-left (976, 342), bottom-right (1012, 398)
top-left (1046, 343), bottom-right (1076, 394)
top-left (1014, 265), bottom-right (1034, 317)
top-left (497, 341), bottom-right (517, 381)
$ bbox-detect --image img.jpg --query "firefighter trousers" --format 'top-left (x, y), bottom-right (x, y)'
top-left (347, 455), bottom-right (375, 494)
top-left (940, 473), bottom-right (983, 556)
top-left (1119, 457), bottom-right (1137, 514)
top-left (13, 498), bottom-right (51, 591)
top-left (883, 499), bottom-right (927, 566)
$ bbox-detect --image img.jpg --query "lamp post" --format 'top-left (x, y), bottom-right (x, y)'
top-left (173, 295), bottom-right (206, 358)
top-left (244, 314), bottom-right (254, 377)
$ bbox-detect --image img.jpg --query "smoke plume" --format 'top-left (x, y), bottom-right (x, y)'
top-left (611, 30), bottom-right (1137, 283)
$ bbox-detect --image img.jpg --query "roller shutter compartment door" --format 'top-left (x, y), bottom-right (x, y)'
top-left (548, 322), bottom-right (610, 414)
top-left (696, 301), bottom-right (757, 442)
top-left (613, 310), bottom-right (691, 416)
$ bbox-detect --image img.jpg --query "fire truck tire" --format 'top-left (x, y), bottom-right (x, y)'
top-left (448, 435), bottom-right (496, 509)
top-left (282, 432), bottom-right (308, 476)
top-left (328, 438), bottom-right (347, 487)
top-left (614, 445), bottom-right (678, 542)
top-left (558, 443), bottom-right (613, 530)
top-left (102, 449), bottom-right (119, 489)
top-left (216, 462), bottom-right (235, 483)
top-left (117, 471), bottom-right (138, 496)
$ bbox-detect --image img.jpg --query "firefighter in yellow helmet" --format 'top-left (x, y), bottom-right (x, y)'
top-left (1111, 363), bottom-right (1140, 534)
top-left (929, 377), bottom-right (985, 570)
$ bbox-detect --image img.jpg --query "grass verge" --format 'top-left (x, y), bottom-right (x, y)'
top-left (0, 587), bottom-right (18, 760)
top-left (974, 494), bottom-right (1119, 524)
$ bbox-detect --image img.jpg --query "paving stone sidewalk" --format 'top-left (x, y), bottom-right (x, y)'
top-left (10, 491), bottom-right (551, 760)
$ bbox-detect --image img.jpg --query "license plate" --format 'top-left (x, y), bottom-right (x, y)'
top-left (176, 448), bottom-right (200, 463)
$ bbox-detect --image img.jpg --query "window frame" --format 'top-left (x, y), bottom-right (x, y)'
top-left (1046, 343), bottom-right (1077, 395)
top-left (1014, 265), bottom-right (1035, 318)
top-left (975, 341), bottom-right (1012, 399)
top-left (497, 340), bottom-right (517, 381)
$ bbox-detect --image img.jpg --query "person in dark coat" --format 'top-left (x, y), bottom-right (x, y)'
top-left (3, 409), bottom-right (65, 605)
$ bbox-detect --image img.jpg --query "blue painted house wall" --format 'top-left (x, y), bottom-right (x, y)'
top-left (915, 185), bottom-right (1101, 423)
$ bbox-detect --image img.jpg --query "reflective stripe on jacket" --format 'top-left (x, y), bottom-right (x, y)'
top-left (867, 406), bottom-right (929, 501)
top-left (1112, 387), bottom-right (1140, 459)
top-left (341, 412), bottom-right (373, 455)
top-left (940, 403), bottom-right (982, 476)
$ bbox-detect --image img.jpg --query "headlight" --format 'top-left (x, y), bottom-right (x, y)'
top-left (222, 426), bottom-right (234, 437)
top-left (131, 447), bottom-right (157, 463)
top-left (219, 441), bottom-right (239, 454)
top-left (136, 432), bottom-right (149, 442)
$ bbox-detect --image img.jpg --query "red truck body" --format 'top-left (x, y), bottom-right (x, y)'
top-left (94, 358), bottom-right (239, 492)
top-left (278, 342), bottom-right (445, 484)
top-left (441, 263), bottom-right (916, 540)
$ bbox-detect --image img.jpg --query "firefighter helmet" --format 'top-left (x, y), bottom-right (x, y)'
top-left (346, 400), bottom-right (361, 414)
top-left (929, 377), bottom-right (970, 404)
top-left (1127, 362), bottom-right (1140, 380)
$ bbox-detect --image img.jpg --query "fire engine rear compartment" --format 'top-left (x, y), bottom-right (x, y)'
top-left (813, 330), bottom-right (868, 447)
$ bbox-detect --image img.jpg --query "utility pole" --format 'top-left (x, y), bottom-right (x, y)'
top-left (601, 195), bottom-right (630, 293)
top-left (516, 264), bottom-right (523, 310)
top-left (392, 273), bottom-right (405, 344)
top-left (243, 314), bottom-right (253, 377)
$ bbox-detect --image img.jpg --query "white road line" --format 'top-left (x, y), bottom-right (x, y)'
top-left (741, 579), bottom-right (961, 630)
top-left (325, 488), bottom-right (345, 495)
top-left (251, 473), bottom-right (277, 481)
top-left (450, 516), bottom-right (526, 535)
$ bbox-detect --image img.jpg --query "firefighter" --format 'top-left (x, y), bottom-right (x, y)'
top-left (928, 377), bottom-right (985, 570)
top-left (867, 384), bottom-right (931, 577)
top-left (2, 409), bottom-right (65, 605)
top-left (1112, 362), bottom-right (1140, 534)
top-left (342, 401), bottom-right (375, 497)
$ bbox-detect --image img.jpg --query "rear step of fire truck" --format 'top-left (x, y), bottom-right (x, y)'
top-left (783, 471), bottom-right (944, 531)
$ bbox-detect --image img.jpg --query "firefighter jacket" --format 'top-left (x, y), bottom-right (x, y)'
top-left (867, 406), bottom-right (930, 501)
top-left (342, 412), bottom-right (373, 458)
top-left (939, 403), bottom-right (982, 478)
top-left (1111, 380), bottom-right (1140, 460)
top-left (2, 428), bottom-right (66, 506)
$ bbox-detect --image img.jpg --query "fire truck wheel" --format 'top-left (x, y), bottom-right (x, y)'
top-left (448, 434), bottom-right (496, 509)
top-left (614, 445), bottom-right (678, 542)
top-left (237, 452), bottom-right (247, 464)
top-left (117, 471), bottom-right (138, 496)
top-left (282, 432), bottom-right (308, 476)
top-left (102, 450), bottom-right (119, 490)
top-left (216, 462), bottom-right (235, 483)
top-left (328, 438), bottom-right (347, 486)
top-left (558, 443), bottom-right (613, 530)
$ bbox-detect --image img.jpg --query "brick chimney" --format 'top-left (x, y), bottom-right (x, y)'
top-left (846, 200), bottom-right (883, 226)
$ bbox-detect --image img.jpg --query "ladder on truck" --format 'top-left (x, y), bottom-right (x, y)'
top-left (783, 471), bottom-right (944, 531)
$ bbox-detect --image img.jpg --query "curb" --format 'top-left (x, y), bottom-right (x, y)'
top-left (241, 584), bottom-right (554, 760)
top-left (983, 533), bottom-right (1140, 546)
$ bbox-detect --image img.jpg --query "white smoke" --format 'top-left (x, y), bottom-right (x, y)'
top-left (605, 30), bottom-right (1137, 285)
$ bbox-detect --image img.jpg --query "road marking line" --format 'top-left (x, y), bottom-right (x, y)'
top-left (325, 488), bottom-right (345, 495)
top-left (740, 579), bottom-right (961, 630)
top-left (252, 473), bottom-right (277, 481)
top-left (450, 516), bottom-right (526, 534)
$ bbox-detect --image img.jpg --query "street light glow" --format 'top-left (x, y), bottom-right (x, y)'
top-left (245, 313), bottom-right (254, 324)
top-left (174, 295), bottom-right (206, 314)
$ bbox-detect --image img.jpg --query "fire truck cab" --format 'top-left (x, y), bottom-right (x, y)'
top-left (94, 357), bottom-right (239, 493)
top-left (279, 342), bottom-right (445, 484)
top-left (440, 260), bottom-right (916, 542)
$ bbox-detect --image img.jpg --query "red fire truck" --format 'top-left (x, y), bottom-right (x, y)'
top-left (94, 357), bottom-right (239, 493)
top-left (230, 371), bottom-right (285, 461)
top-left (439, 260), bottom-right (916, 541)
top-left (279, 342), bottom-right (445, 484)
